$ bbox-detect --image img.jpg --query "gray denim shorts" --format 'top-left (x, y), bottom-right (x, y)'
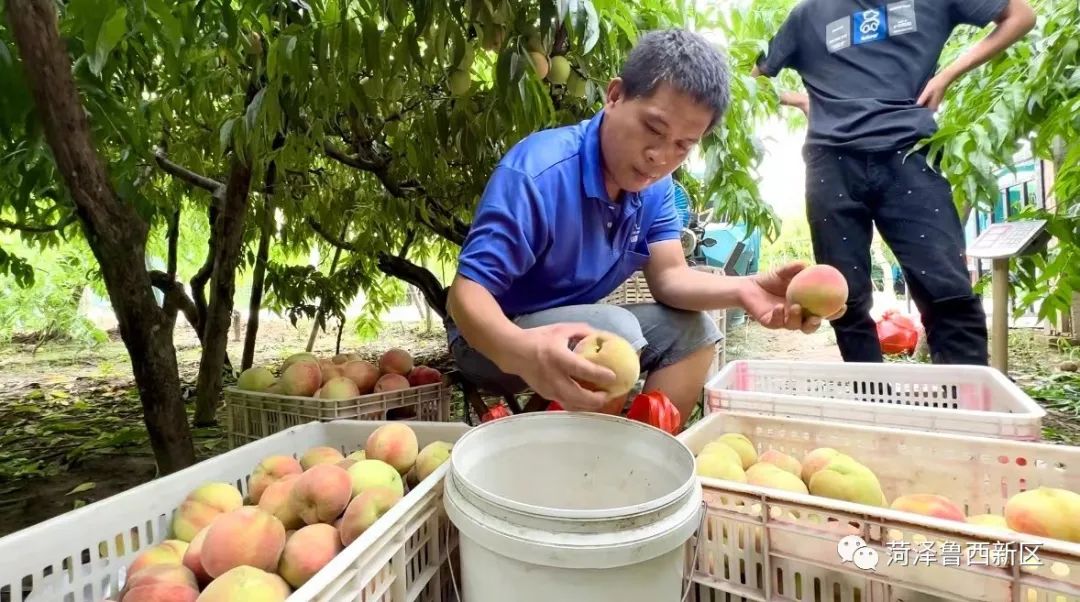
top-left (449, 303), bottom-right (723, 396)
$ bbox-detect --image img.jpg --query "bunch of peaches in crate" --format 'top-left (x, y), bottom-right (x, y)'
top-left (696, 432), bottom-right (1080, 545)
top-left (234, 348), bottom-right (443, 399)
top-left (105, 424), bottom-right (451, 601)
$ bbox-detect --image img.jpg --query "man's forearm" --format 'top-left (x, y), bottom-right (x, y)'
top-left (940, 1), bottom-right (1036, 83)
top-left (648, 268), bottom-right (751, 312)
top-left (779, 90), bottom-right (809, 115)
top-left (779, 90), bottom-right (807, 105)
top-left (447, 275), bottom-right (525, 372)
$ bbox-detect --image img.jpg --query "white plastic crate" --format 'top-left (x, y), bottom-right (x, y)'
top-left (678, 411), bottom-right (1080, 602)
top-left (224, 377), bottom-right (453, 448)
top-left (706, 360), bottom-right (1047, 440)
top-left (0, 419), bottom-right (469, 602)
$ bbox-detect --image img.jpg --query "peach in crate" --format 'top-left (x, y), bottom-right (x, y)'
top-left (0, 420), bottom-right (469, 602)
top-left (222, 372), bottom-right (453, 448)
top-left (677, 411), bottom-right (1080, 602)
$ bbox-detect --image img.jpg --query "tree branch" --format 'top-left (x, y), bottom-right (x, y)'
top-left (323, 141), bottom-right (468, 245)
top-left (149, 271), bottom-right (202, 342)
top-left (308, 219), bottom-right (448, 319)
top-left (0, 212), bottom-right (77, 233)
top-left (323, 141), bottom-right (382, 172)
top-left (426, 200), bottom-right (470, 241)
top-left (154, 149), bottom-right (226, 201)
top-left (190, 204), bottom-right (218, 334)
top-left (307, 217), bottom-right (361, 252)
top-left (376, 252), bottom-right (448, 320)
top-left (167, 206), bottom-right (180, 279)
top-left (399, 229), bottom-right (416, 258)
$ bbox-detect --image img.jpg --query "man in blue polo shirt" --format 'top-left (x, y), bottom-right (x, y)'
top-left (752, 0), bottom-right (1035, 365)
top-left (445, 29), bottom-right (823, 421)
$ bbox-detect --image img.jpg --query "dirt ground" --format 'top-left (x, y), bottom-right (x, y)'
top-left (0, 313), bottom-right (1077, 538)
top-left (0, 315), bottom-right (455, 537)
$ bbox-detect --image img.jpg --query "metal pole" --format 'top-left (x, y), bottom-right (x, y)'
top-left (991, 258), bottom-right (1010, 373)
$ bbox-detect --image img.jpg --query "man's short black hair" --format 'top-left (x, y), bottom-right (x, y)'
top-left (619, 28), bottom-right (731, 130)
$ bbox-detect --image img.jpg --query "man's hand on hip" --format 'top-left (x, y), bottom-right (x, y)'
top-left (917, 73), bottom-right (953, 111)
top-left (504, 323), bottom-right (618, 412)
top-left (739, 262), bottom-right (824, 334)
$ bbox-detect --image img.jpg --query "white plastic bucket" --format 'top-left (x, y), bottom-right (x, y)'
top-left (443, 412), bottom-right (703, 602)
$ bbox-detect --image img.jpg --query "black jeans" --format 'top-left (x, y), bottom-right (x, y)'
top-left (803, 144), bottom-right (989, 365)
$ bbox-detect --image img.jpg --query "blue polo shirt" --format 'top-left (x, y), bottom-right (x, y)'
top-left (450, 110), bottom-right (682, 341)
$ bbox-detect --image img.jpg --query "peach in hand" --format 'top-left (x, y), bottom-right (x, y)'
top-left (786, 264), bottom-right (849, 318)
top-left (572, 331), bottom-right (641, 400)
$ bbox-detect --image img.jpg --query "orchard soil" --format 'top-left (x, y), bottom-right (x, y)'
top-left (1, 316), bottom-right (1077, 537)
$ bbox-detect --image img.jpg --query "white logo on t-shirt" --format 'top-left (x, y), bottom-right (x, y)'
top-left (860, 9), bottom-right (882, 35)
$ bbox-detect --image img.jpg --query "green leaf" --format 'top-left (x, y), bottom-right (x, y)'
top-left (147, 0), bottom-right (183, 53)
top-left (362, 19), bottom-right (381, 74)
top-left (90, 7), bottom-right (128, 76)
top-left (66, 482), bottom-right (96, 496)
top-left (219, 117), bottom-right (237, 153)
top-left (581, 1), bottom-right (600, 53)
top-left (0, 39), bottom-right (12, 68)
top-left (245, 88), bottom-right (268, 132)
top-left (222, 3), bottom-right (238, 43)
top-left (285, 36), bottom-right (298, 61)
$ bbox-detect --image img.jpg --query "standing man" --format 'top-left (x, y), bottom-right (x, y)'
top-left (446, 29), bottom-right (822, 422)
top-left (753, 0), bottom-right (1035, 365)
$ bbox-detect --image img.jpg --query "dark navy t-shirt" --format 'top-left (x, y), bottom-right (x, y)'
top-left (757, 0), bottom-right (1008, 151)
top-left (448, 110), bottom-right (682, 343)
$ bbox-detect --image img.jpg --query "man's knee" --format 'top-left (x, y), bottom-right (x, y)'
top-left (449, 337), bottom-right (529, 395)
top-left (514, 304), bottom-right (647, 352)
top-left (623, 304), bottom-right (721, 371)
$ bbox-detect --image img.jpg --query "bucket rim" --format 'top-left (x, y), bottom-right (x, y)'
top-left (448, 412), bottom-right (697, 520)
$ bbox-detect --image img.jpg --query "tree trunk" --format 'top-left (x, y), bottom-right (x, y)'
top-left (6, 0), bottom-right (195, 472)
top-left (193, 158), bottom-right (254, 426)
top-left (186, 204), bottom-right (234, 372)
top-left (306, 234), bottom-right (346, 352)
top-left (150, 272), bottom-right (202, 337)
top-left (191, 204), bottom-right (217, 333)
top-left (335, 317), bottom-right (346, 354)
top-left (242, 132), bottom-right (284, 370)
top-left (242, 194), bottom-right (273, 370)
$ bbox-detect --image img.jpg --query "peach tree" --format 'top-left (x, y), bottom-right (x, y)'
top-left (1, 0), bottom-right (781, 471)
